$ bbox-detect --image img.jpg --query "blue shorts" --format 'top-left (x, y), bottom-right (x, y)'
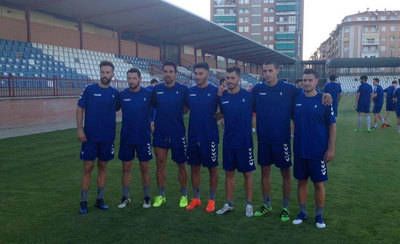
top-left (118, 142), bottom-right (152, 162)
top-left (294, 158), bottom-right (328, 183)
top-left (357, 103), bottom-right (370, 113)
top-left (223, 146), bottom-right (256, 173)
top-left (153, 136), bottom-right (187, 164)
top-left (187, 141), bottom-right (218, 168)
top-left (258, 142), bottom-right (292, 169)
top-left (386, 102), bottom-right (395, 111)
top-left (80, 141), bottom-right (114, 162)
top-left (373, 104), bottom-right (383, 114)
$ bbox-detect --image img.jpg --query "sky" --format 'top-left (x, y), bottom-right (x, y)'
top-left (165, 0), bottom-right (399, 60)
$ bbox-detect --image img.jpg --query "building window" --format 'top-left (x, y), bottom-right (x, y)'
top-left (288, 16), bottom-right (296, 24)
top-left (288, 25), bottom-right (296, 32)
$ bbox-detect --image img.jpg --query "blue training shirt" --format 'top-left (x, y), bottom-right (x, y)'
top-left (357, 82), bottom-right (373, 107)
top-left (187, 83), bottom-right (219, 145)
top-left (373, 85), bottom-right (384, 106)
top-left (394, 88), bottom-right (400, 110)
top-left (293, 93), bottom-right (336, 160)
top-left (77, 83), bottom-right (120, 142)
top-left (384, 86), bottom-right (396, 106)
top-left (151, 82), bottom-right (189, 143)
top-left (119, 87), bottom-right (152, 145)
top-left (219, 89), bottom-right (253, 148)
top-left (252, 80), bottom-right (300, 144)
top-left (324, 82), bottom-right (342, 107)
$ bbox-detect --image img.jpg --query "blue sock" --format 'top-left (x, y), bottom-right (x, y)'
top-left (300, 204), bottom-right (307, 215)
top-left (122, 186), bottom-right (129, 198)
top-left (143, 186), bottom-right (150, 198)
top-left (193, 187), bottom-right (200, 198)
top-left (180, 187), bottom-right (187, 196)
top-left (159, 187), bottom-right (165, 196)
top-left (80, 190), bottom-right (88, 202)
top-left (97, 187), bottom-right (104, 200)
top-left (282, 198), bottom-right (289, 209)
top-left (264, 195), bottom-right (271, 208)
top-left (209, 190), bottom-right (216, 200)
top-left (315, 207), bottom-right (324, 217)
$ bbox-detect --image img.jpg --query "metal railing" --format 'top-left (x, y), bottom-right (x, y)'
top-left (0, 76), bottom-right (128, 98)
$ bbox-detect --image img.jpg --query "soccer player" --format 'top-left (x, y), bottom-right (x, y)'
top-left (355, 75), bottom-right (373, 132)
top-left (252, 61), bottom-right (298, 221)
top-left (76, 61), bottom-right (120, 215)
top-left (148, 78), bottom-right (159, 91)
top-left (147, 78), bottom-right (159, 132)
top-left (371, 78), bottom-right (385, 129)
top-left (324, 74), bottom-right (342, 117)
top-left (393, 85), bottom-right (400, 133)
top-left (186, 63), bottom-right (219, 213)
top-left (217, 78), bottom-right (227, 127)
top-left (382, 80), bottom-right (399, 128)
top-left (292, 69), bottom-right (336, 229)
top-left (151, 61), bottom-right (189, 208)
top-left (117, 68), bottom-right (152, 209)
top-left (252, 62), bottom-right (332, 222)
top-left (216, 67), bottom-right (255, 217)
top-left (295, 79), bottom-right (303, 89)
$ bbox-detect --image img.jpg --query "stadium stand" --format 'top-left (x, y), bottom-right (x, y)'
top-left (336, 75), bottom-right (398, 92)
top-left (0, 38), bottom-right (263, 94)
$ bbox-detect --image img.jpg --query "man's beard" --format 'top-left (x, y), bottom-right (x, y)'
top-left (129, 83), bottom-right (139, 90)
top-left (101, 77), bottom-right (112, 85)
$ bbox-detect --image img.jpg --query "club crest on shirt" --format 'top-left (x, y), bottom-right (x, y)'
top-left (280, 92), bottom-right (283, 96)
top-left (176, 91), bottom-right (179, 94)
top-left (314, 104), bottom-right (318, 109)
top-left (207, 93), bottom-right (211, 96)
top-left (242, 98), bottom-right (246, 103)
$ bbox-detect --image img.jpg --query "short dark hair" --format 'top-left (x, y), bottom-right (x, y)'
top-left (329, 74), bottom-right (337, 81)
top-left (360, 75), bottom-right (368, 81)
top-left (193, 62), bottom-right (209, 71)
top-left (226, 66), bottom-right (241, 76)
top-left (295, 79), bottom-right (303, 84)
top-left (99, 60), bottom-right (114, 71)
top-left (150, 78), bottom-right (159, 84)
top-left (127, 67), bottom-right (141, 78)
top-left (162, 61), bottom-right (177, 72)
top-left (373, 77), bottom-right (380, 82)
top-left (303, 68), bottom-right (319, 78)
top-left (262, 61), bottom-right (280, 69)
top-left (393, 80), bottom-right (398, 84)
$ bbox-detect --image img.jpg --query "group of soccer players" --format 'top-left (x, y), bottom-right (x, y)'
top-left (76, 60), bottom-right (336, 229)
top-left (354, 75), bottom-right (400, 133)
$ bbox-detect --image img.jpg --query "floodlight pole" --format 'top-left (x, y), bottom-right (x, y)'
top-left (25, 9), bottom-right (31, 42)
